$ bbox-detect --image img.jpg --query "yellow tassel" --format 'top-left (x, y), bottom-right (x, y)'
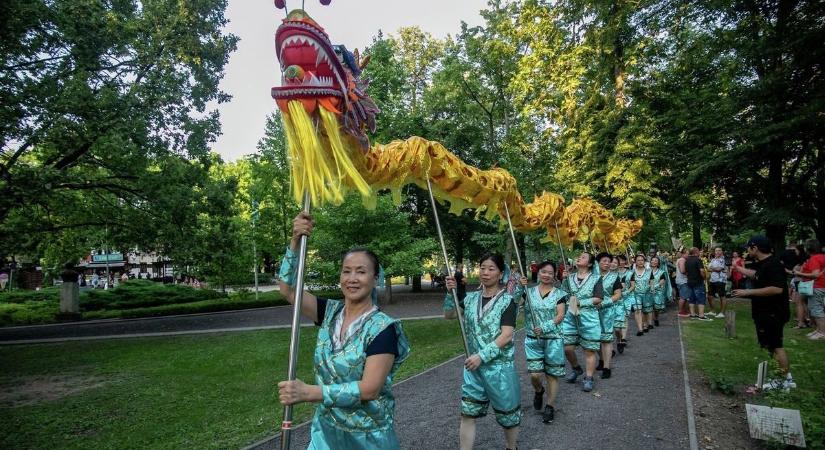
top-left (318, 107), bottom-right (371, 198)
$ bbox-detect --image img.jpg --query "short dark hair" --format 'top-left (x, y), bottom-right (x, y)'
top-left (635, 254), bottom-right (647, 262)
top-left (536, 260), bottom-right (556, 274)
top-left (479, 253), bottom-right (505, 272)
top-left (617, 254), bottom-right (628, 263)
top-left (595, 252), bottom-right (612, 263)
top-left (342, 247), bottom-right (380, 277)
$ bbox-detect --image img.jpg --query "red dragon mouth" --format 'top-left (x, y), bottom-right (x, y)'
top-left (271, 10), bottom-right (346, 113)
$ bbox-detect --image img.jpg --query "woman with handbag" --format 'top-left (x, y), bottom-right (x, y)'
top-left (794, 239), bottom-right (825, 340)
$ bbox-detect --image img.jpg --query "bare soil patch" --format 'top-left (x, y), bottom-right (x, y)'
top-left (690, 370), bottom-right (767, 450)
top-left (0, 374), bottom-right (111, 407)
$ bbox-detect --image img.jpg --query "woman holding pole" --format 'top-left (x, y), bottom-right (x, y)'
top-left (517, 260), bottom-right (567, 424)
top-left (614, 255), bottom-right (633, 353)
top-left (444, 253), bottom-right (521, 450)
top-left (631, 254), bottom-right (653, 336)
top-left (650, 256), bottom-right (671, 327)
top-left (277, 212), bottom-right (410, 449)
top-left (561, 251), bottom-right (603, 392)
top-left (595, 252), bottom-right (623, 379)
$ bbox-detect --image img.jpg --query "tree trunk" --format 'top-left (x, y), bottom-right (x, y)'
top-left (691, 203), bottom-right (702, 249)
top-left (384, 275), bottom-right (393, 304)
top-left (814, 148), bottom-right (825, 244)
top-left (455, 237), bottom-right (464, 269)
top-left (765, 154), bottom-right (787, 255)
top-left (504, 236), bottom-right (514, 272)
top-left (412, 274), bottom-right (422, 292)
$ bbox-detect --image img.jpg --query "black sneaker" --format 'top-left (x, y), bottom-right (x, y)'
top-left (654, 319), bottom-right (660, 327)
top-left (596, 359), bottom-right (604, 371)
top-left (533, 388), bottom-right (544, 410)
top-left (697, 315), bottom-right (713, 321)
top-left (643, 327), bottom-right (650, 333)
top-left (636, 330), bottom-right (644, 336)
top-left (565, 366), bottom-right (583, 383)
top-left (617, 341), bottom-right (625, 354)
top-left (542, 405), bottom-right (555, 423)
top-left (601, 368), bottom-right (612, 379)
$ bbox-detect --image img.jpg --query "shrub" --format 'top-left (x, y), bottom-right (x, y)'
top-left (0, 288), bottom-right (60, 304)
top-left (79, 281), bottom-right (226, 311)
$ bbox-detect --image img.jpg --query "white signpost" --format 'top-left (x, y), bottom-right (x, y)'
top-left (746, 404), bottom-right (806, 448)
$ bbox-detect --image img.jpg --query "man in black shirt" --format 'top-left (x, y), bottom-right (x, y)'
top-left (682, 247), bottom-right (711, 320)
top-left (732, 235), bottom-right (796, 391)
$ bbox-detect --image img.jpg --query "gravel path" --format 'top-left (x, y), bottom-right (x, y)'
top-left (251, 310), bottom-right (691, 450)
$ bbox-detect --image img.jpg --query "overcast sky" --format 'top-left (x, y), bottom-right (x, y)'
top-left (212, 0), bottom-right (488, 161)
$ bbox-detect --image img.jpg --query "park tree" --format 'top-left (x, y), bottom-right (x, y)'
top-left (0, 0), bottom-right (238, 263)
top-left (308, 193), bottom-right (438, 303)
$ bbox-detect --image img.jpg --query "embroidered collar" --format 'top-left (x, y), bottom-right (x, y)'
top-left (332, 304), bottom-right (378, 352)
top-left (478, 288), bottom-right (506, 319)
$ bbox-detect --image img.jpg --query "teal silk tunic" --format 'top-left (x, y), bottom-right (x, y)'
top-left (560, 272), bottom-right (601, 351)
top-left (444, 290), bottom-right (521, 428)
top-left (650, 267), bottom-right (671, 312)
top-left (309, 300), bottom-right (410, 450)
top-left (598, 272), bottom-right (620, 342)
top-left (632, 267), bottom-right (653, 313)
top-left (616, 269), bottom-right (633, 326)
top-left (522, 285), bottom-right (567, 377)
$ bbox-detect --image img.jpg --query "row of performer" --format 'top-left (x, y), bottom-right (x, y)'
top-left (276, 212), bottom-right (670, 450)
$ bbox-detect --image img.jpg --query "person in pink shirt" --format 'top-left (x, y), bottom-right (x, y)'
top-left (795, 239), bottom-right (825, 340)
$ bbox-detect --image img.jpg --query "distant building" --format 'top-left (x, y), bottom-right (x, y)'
top-left (77, 250), bottom-right (173, 281)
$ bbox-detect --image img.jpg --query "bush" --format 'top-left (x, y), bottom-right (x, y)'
top-left (310, 288), bottom-right (343, 299)
top-left (0, 301), bottom-right (59, 326)
top-left (83, 294), bottom-right (288, 320)
top-left (79, 280), bottom-right (226, 312)
top-left (0, 288), bottom-right (60, 304)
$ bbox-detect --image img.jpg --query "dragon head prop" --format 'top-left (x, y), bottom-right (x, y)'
top-left (271, 9), bottom-right (378, 151)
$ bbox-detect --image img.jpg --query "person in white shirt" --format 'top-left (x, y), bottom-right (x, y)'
top-left (707, 247), bottom-right (729, 318)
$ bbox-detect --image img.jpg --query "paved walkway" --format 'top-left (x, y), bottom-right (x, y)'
top-left (250, 311), bottom-right (692, 449)
top-left (0, 286), bottom-right (445, 343)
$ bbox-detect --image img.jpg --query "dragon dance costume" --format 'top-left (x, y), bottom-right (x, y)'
top-left (598, 272), bottom-right (620, 342)
top-left (615, 268), bottom-right (633, 329)
top-left (650, 267), bottom-right (671, 312)
top-left (632, 267), bottom-right (654, 314)
top-left (444, 290), bottom-right (521, 428)
top-left (560, 272), bottom-right (601, 351)
top-left (521, 285), bottom-right (567, 377)
top-left (308, 299), bottom-right (411, 449)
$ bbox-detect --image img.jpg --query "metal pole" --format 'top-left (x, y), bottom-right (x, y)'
top-left (426, 179), bottom-right (470, 357)
top-left (554, 221), bottom-right (568, 278)
top-left (252, 220), bottom-right (259, 301)
top-left (280, 191), bottom-right (311, 450)
top-left (502, 202), bottom-right (538, 331)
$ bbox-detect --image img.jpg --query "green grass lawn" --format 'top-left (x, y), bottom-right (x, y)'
top-left (682, 300), bottom-right (825, 448)
top-left (0, 317), bottom-right (464, 450)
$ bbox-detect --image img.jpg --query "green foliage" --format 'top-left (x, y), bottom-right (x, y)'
top-left (0, 281), bottom-right (293, 326)
top-left (79, 280), bottom-right (226, 312)
top-left (309, 193), bottom-right (438, 283)
top-left (0, 0), bottom-right (238, 271)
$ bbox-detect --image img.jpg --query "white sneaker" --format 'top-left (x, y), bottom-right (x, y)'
top-left (808, 331), bottom-right (825, 340)
top-left (806, 330), bottom-right (819, 337)
top-left (716, 312), bottom-right (725, 318)
top-left (783, 377), bottom-right (797, 390)
top-left (761, 379), bottom-right (784, 391)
